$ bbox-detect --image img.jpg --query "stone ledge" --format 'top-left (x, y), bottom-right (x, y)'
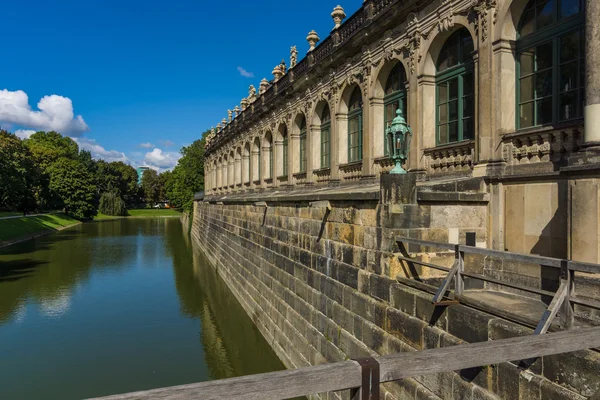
top-left (416, 190), bottom-right (490, 203)
top-left (204, 183), bottom-right (380, 204)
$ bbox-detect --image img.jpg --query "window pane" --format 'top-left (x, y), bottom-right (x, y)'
top-left (463, 118), bottom-right (474, 140)
top-left (520, 6), bottom-right (536, 37)
top-left (463, 95), bottom-right (474, 118)
top-left (463, 72), bottom-right (474, 95)
top-left (520, 102), bottom-right (534, 128)
top-left (439, 104), bottom-right (448, 124)
top-left (449, 122), bottom-right (459, 143)
top-left (449, 79), bottom-right (458, 99)
top-left (438, 50), bottom-right (449, 72)
top-left (520, 50), bottom-right (535, 76)
top-left (560, 61), bottom-right (578, 92)
top-left (385, 103), bottom-right (397, 127)
top-left (449, 100), bottom-right (458, 121)
top-left (438, 83), bottom-right (448, 103)
top-left (447, 45), bottom-right (459, 69)
top-left (560, 0), bottom-right (580, 19)
top-left (535, 70), bottom-right (553, 97)
top-left (461, 35), bottom-right (474, 62)
top-left (537, 0), bottom-right (555, 30)
top-left (520, 75), bottom-right (534, 102)
top-left (559, 91), bottom-right (578, 120)
top-left (536, 42), bottom-right (553, 70)
top-left (560, 31), bottom-right (579, 62)
top-left (349, 117), bottom-right (358, 135)
top-left (537, 97), bottom-right (553, 124)
top-left (439, 124), bottom-right (448, 144)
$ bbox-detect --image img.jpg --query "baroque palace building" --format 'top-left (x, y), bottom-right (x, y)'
top-left (203, 0), bottom-right (600, 262)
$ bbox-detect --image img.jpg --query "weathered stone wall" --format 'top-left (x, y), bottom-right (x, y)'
top-left (187, 198), bottom-right (600, 400)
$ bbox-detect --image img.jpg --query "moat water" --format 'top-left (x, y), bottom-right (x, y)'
top-left (0, 218), bottom-right (284, 399)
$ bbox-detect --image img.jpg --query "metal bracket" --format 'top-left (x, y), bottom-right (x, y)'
top-left (351, 357), bottom-right (380, 400)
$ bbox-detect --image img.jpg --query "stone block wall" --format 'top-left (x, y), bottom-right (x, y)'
top-left (188, 199), bottom-right (600, 399)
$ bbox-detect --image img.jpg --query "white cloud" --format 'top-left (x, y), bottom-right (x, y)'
top-left (74, 137), bottom-right (130, 163)
top-left (0, 89), bottom-right (89, 135)
top-left (159, 139), bottom-right (174, 147)
top-left (140, 142), bottom-right (154, 148)
top-left (237, 66), bottom-right (254, 78)
top-left (144, 148), bottom-right (181, 171)
top-left (15, 129), bottom-right (36, 139)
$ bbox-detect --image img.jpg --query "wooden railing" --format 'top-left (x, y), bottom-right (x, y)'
top-left (395, 236), bottom-right (600, 335)
top-left (89, 327), bottom-right (600, 400)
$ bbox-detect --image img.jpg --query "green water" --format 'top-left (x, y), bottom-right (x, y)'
top-left (0, 218), bottom-right (284, 399)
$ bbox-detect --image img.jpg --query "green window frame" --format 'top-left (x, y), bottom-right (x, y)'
top-left (321, 104), bottom-right (331, 168)
top-left (348, 87), bottom-right (363, 163)
top-left (435, 28), bottom-right (475, 145)
top-left (384, 63), bottom-right (408, 156)
top-left (516, 0), bottom-right (584, 129)
top-left (282, 135), bottom-right (288, 176)
top-left (299, 118), bottom-right (307, 173)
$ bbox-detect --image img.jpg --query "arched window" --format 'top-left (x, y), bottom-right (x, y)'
top-left (517, 0), bottom-right (584, 128)
top-left (385, 63), bottom-right (408, 155)
top-left (348, 86), bottom-right (363, 163)
top-left (282, 126), bottom-right (288, 176)
top-left (299, 118), bottom-right (307, 173)
top-left (321, 105), bottom-right (331, 168)
top-left (436, 28), bottom-right (475, 145)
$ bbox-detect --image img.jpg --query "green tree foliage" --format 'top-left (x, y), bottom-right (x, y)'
top-left (96, 161), bottom-right (140, 206)
top-left (165, 130), bottom-right (208, 211)
top-left (158, 170), bottom-right (172, 202)
top-left (141, 169), bottom-right (160, 206)
top-left (98, 192), bottom-right (128, 216)
top-left (24, 131), bottom-right (80, 209)
top-left (0, 130), bottom-right (36, 212)
top-left (49, 158), bottom-right (98, 220)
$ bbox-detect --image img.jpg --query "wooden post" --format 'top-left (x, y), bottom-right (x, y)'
top-left (456, 245), bottom-right (465, 296)
top-left (560, 261), bottom-right (575, 329)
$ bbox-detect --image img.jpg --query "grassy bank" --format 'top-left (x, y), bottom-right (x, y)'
top-left (94, 209), bottom-right (182, 221)
top-left (0, 213), bottom-right (81, 243)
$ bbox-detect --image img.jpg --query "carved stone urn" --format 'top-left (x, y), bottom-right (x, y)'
top-left (306, 30), bottom-right (320, 52)
top-left (331, 6), bottom-right (346, 30)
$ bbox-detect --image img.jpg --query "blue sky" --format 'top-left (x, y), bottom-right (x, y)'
top-left (0, 0), bottom-right (361, 170)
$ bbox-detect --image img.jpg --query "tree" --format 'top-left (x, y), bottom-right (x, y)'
top-left (99, 192), bottom-right (127, 216)
top-left (24, 131), bottom-right (79, 210)
top-left (95, 161), bottom-right (140, 207)
top-left (166, 130), bottom-right (208, 211)
top-left (49, 158), bottom-right (97, 220)
top-left (0, 130), bottom-right (36, 213)
top-left (158, 170), bottom-right (172, 202)
top-left (141, 169), bottom-right (160, 206)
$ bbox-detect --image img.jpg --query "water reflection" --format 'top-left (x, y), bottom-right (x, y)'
top-left (0, 218), bottom-right (284, 399)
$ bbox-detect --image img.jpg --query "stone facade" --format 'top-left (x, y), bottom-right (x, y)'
top-left (187, 194), bottom-right (600, 399)
top-left (201, 0), bottom-right (600, 264)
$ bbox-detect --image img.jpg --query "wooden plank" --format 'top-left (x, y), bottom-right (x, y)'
top-left (460, 271), bottom-right (556, 297)
top-left (377, 326), bottom-right (600, 383)
top-left (568, 261), bottom-right (600, 274)
top-left (534, 282), bottom-right (568, 335)
top-left (395, 236), bottom-right (456, 251)
top-left (90, 361), bottom-right (361, 400)
top-left (570, 296), bottom-right (600, 310)
top-left (432, 261), bottom-right (459, 303)
top-left (90, 327), bottom-right (600, 400)
top-left (396, 255), bottom-right (451, 272)
top-left (459, 245), bottom-right (563, 268)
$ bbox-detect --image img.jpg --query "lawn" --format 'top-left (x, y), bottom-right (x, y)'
top-left (0, 211), bottom-right (22, 218)
top-left (0, 213), bottom-right (81, 242)
top-left (127, 209), bottom-right (182, 217)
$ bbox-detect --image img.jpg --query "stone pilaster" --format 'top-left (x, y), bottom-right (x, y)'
top-left (585, 0), bottom-right (600, 145)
